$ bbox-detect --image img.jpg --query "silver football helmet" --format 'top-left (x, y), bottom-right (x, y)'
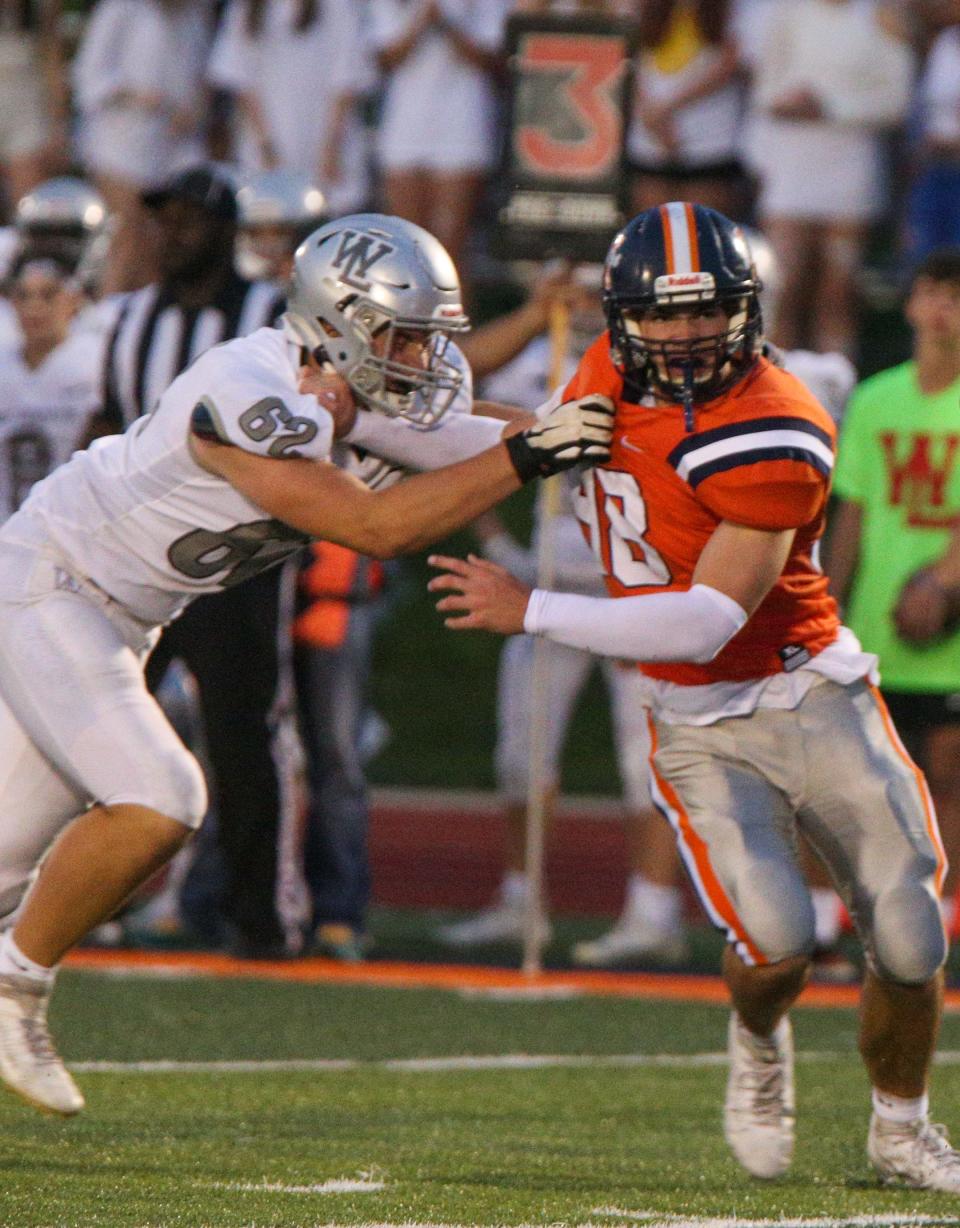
top-left (284, 213), bottom-right (469, 426)
top-left (235, 169), bottom-right (326, 281)
top-left (14, 177), bottom-right (110, 290)
top-left (15, 176), bottom-right (107, 235)
top-left (741, 226), bottom-right (780, 327)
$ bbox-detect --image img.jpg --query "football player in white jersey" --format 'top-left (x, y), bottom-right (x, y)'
top-left (0, 213), bottom-right (614, 1117)
top-left (0, 255), bottom-right (102, 519)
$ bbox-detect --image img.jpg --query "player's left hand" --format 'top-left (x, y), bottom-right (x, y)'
top-left (298, 367), bottom-right (358, 438)
top-left (893, 567), bottom-right (951, 643)
top-left (428, 553), bottom-right (531, 634)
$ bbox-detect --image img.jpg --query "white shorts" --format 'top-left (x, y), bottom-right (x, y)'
top-left (0, 541), bottom-right (206, 920)
top-left (751, 117), bottom-right (882, 223)
top-left (494, 635), bottom-right (652, 810)
top-left (650, 677), bottom-right (947, 983)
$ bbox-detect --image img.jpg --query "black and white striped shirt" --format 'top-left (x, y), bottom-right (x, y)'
top-left (101, 273), bottom-right (284, 430)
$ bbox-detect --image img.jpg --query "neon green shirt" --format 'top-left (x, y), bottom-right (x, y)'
top-left (833, 360), bottom-right (960, 691)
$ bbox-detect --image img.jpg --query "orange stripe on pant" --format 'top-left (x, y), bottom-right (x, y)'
top-left (868, 684), bottom-right (948, 897)
top-left (646, 715), bottom-right (765, 965)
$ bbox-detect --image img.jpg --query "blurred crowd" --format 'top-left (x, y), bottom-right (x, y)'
top-left (3, 0), bottom-right (960, 345)
top-left (3, 0), bottom-right (960, 971)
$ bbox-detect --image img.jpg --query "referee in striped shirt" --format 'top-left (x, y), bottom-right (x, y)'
top-left (101, 165), bottom-right (295, 959)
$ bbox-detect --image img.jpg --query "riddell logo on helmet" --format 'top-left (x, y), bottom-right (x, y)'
top-left (654, 272), bottom-right (716, 297)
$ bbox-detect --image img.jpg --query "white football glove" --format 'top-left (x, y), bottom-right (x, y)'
top-left (504, 395), bottom-right (615, 482)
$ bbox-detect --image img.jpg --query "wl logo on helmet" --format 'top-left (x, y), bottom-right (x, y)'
top-left (332, 231), bottom-right (395, 291)
top-left (654, 272), bottom-right (716, 294)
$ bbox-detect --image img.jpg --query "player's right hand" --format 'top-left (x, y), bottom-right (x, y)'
top-left (298, 366), bottom-right (358, 439)
top-left (504, 394), bottom-right (614, 483)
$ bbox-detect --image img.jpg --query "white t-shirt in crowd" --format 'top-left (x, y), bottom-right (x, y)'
top-left (208, 0), bottom-right (373, 214)
top-left (370, 0), bottom-right (510, 171)
top-left (72, 0), bottom-right (212, 187)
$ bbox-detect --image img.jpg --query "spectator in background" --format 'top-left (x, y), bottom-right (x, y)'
top-left (292, 542), bottom-right (389, 962)
top-left (747, 0), bottom-right (914, 356)
top-left (907, 19), bottom-right (960, 262)
top-left (71, 0), bottom-right (213, 292)
top-left (628, 0), bottom-right (746, 219)
top-left (827, 246), bottom-right (960, 941)
top-left (207, 0), bottom-right (371, 217)
top-left (0, 254), bottom-right (101, 518)
top-left (0, 0), bottom-right (68, 213)
top-left (369, 0), bottom-right (510, 292)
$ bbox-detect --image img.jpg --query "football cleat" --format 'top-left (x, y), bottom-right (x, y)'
top-left (868, 1114), bottom-right (960, 1191)
top-left (0, 972), bottom-right (84, 1115)
top-left (571, 915), bottom-right (689, 967)
top-left (724, 1013), bottom-right (794, 1178)
top-left (435, 902), bottom-right (551, 948)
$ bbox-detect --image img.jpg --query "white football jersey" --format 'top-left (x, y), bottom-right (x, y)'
top-left (5, 326), bottom-right (334, 625)
top-left (0, 332), bottom-right (104, 521)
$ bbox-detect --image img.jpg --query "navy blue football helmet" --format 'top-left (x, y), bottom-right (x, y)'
top-left (603, 202), bottom-right (762, 423)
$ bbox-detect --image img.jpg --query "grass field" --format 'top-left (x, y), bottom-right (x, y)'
top-left (7, 948), bottom-right (960, 1228)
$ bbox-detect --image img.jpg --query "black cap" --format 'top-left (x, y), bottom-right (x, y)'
top-left (142, 165), bottom-right (237, 222)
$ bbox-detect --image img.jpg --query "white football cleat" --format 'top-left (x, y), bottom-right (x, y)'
top-left (571, 915), bottom-right (689, 967)
top-left (868, 1114), bottom-right (960, 1191)
top-left (0, 972), bottom-right (84, 1116)
top-left (435, 902), bottom-right (551, 948)
top-left (724, 1013), bottom-right (794, 1179)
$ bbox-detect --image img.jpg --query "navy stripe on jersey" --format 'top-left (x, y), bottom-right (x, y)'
top-left (667, 415), bottom-right (833, 469)
top-left (685, 445), bottom-right (833, 490)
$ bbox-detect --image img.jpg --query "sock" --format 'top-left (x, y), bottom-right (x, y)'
top-left (0, 931), bottom-right (56, 984)
top-left (501, 871), bottom-right (530, 908)
top-left (811, 888), bottom-right (841, 947)
top-left (734, 1013), bottom-right (783, 1051)
top-left (872, 1088), bottom-right (929, 1124)
top-left (625, 874), bottom-right (681, 931)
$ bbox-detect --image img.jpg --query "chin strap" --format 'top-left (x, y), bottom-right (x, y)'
top-left (681, 362), bottom-right (696, 433)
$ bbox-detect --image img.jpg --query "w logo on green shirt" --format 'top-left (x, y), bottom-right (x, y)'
top-left (880, 431), bottom-right (960, 527)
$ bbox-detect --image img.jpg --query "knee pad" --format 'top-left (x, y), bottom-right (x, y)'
top-left (870, 884), bottom-right (946, 985)
top-left (104, 746), bottom-right (207, 830)
top-left (735, 864), bottom-right (817, 965)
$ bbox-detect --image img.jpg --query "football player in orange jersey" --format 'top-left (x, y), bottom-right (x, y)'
top-left (429, 202), bottom-right (960, 1191)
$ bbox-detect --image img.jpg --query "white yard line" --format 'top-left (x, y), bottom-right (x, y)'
top-left (73, 1049), bottom-right (960, 1075)
top-left (208, 1179), bottom-right (386, 1194)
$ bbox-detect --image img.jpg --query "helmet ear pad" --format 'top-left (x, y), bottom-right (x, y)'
top-left (603, 202), bottom-right (764, 404)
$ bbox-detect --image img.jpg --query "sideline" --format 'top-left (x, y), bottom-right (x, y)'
top-left (63, 946), bottom-right (960, 1011)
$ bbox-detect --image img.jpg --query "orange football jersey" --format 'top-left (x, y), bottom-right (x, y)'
top-left (566, 338), bottom-right (841, 686)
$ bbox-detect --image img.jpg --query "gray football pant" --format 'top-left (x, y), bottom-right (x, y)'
top-left (649, 677), bottom-right (947, 985)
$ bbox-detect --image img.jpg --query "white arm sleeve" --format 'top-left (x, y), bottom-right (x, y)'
top-left (523, 583), bottom-right (748, 664)
top-left (343, 410), bottom-right (507, 471)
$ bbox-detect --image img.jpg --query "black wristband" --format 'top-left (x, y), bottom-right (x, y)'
top-left (503, 431), bottom-right (542, 483)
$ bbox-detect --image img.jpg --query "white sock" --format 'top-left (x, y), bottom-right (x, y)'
top-left (0, 931), bottom-right (56, 984)
top-left (625, 874), bottom-right (681, 931)
top-left (501, 871), bottom-right (530, 908)
top-left (872, 1088), bottom-right (929, 1123)
top-left (811, 888), bottom-right (841, 947)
